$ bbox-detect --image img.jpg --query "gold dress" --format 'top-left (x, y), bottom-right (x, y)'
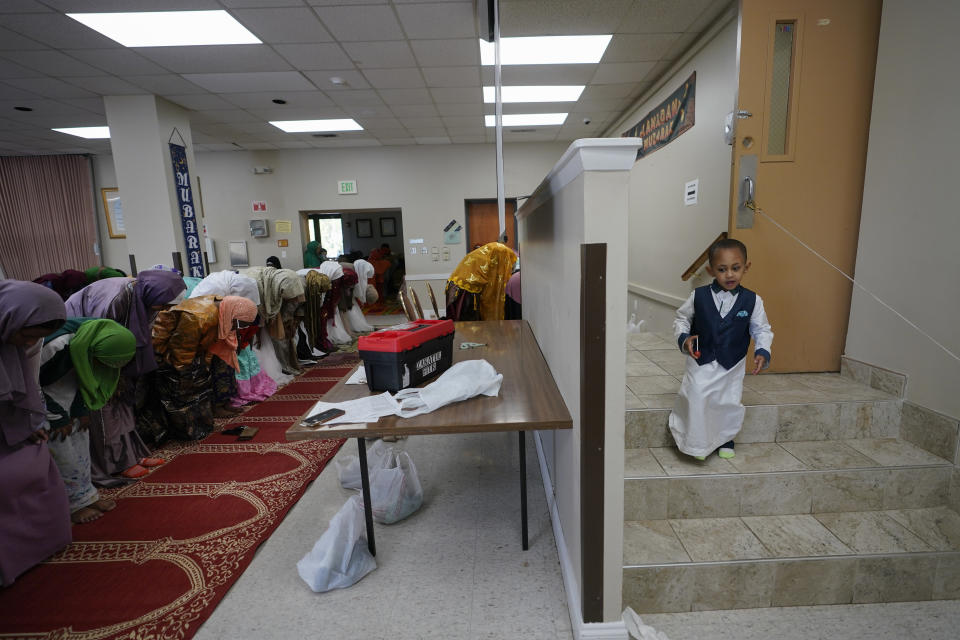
top-left (446, 242), bottom-right (518, 321)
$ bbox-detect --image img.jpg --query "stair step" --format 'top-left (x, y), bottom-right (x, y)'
top-left (626, 400), bottom-right (903, 447)
top-left (621, 507), bottom-right (960, 612)
top-left (624, 440), bottom-right (952, 520)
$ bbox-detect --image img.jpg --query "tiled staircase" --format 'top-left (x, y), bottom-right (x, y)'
top-left (621, 332), bottom-right (960, 613)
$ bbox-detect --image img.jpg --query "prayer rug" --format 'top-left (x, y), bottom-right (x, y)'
top-left (0, 355), bottom-right (359, 640)
top-left (361, 297), bottom-right (404, 316)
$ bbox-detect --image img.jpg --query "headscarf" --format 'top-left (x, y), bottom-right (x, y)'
top-left (266, 256), bottom-right (282, 269)
top-left (318, 260), bottom-right (343, 282)
top-left (208, 295), bottom-right (258, 370)
top-left (33, 269), bottom-right (88, 300)
top-left (447, 242), bottom-right (518, 321)
top-left (84, 266), bottom-right (126, 283)
top-left (0, 280), bottom-right (67, 443)
top-left (353, 259), bottom-right (374, 303)
top-left (69, 319), bottom-right (136, 411)
top-left (65, 270), bottom-right (185, 376)
top-left (190, 271), bottom-right (260, 306)
top-left (303, 241), bottom-right (323, 268)
top-left (242, 267), bottom-right (305, 323)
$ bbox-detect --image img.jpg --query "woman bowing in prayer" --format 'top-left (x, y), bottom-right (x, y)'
top-left (40, 319), bottom-right (136, 523)
top-left (64, 269), bottom-right (186, 484)
top-left (445, 242), bottom-right (518, 321)
top-left (0, 280), bottom-right (71, 586)
top-left (241, 266), bottom-right (306, 380)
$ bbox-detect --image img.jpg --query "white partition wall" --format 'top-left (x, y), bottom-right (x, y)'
top-left (517, 138), bottom-right (639, 636)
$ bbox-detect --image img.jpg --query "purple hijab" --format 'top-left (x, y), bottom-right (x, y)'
top-left (0, 280), bottom-right (67, 445)
top-left (64, 270), bottom-right (185, 376)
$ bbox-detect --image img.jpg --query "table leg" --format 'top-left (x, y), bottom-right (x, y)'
top-left (358, 437), bottom-right (376, 556)
top-left (519, 430), bottom-right (528, 550)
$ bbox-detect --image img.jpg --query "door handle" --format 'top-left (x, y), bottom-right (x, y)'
top-left (741, 176), bottom-right (755, 207)
top-left (736, 110), bottom-right (753, 119)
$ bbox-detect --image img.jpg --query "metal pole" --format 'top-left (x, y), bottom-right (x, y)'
top-left (493, 0), bottom-right (506, 242)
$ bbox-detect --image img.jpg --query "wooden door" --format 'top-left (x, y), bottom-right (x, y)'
top-left (730, 0), bottom-right (881, 371)
top-left (466, 200), bottom-right (517, 252)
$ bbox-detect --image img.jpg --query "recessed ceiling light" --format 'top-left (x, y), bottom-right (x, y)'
top-left (14, 106), bottom-right (33, 112)
top-left (269, 119), bottom-right (363, 133)
top-left (485, 114), bottom-right (567, 127)
top-left (52, 126), bottom-right (111, 139)
top-left (483, 85), bottom-right (585, 103)
top-left (66, 10), bottom-right (261, 47)
top-left (479, 35), bottom-right (611, 65)
top-left (272, 98), bottom-right (287, 105)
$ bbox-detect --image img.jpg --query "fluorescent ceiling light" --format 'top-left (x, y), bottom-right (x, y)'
top-left (479, 35), bottom-right (611, 65)
top-left (483, 85), bottom-right (585, 103)
top-left (485, 113), bottom-right (568, 127)
top-left (269, 119), bottom-right (363, 133)
top-left (52, 126), bottom-right (110, 139)
top-left (66, 11), bottom-right (261, 47)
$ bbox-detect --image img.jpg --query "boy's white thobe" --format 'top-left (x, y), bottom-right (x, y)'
top-left (668, 288), bottom-right (773, 457)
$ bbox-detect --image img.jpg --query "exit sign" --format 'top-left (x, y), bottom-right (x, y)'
top-left (338, 179), bottom-right (358, 195)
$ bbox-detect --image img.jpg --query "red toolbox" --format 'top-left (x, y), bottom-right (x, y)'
top-left (358, 319), bottom-right (455, 392)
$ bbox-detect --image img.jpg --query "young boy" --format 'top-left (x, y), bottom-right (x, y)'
top-left (669, 238), bottom-right (773, 460)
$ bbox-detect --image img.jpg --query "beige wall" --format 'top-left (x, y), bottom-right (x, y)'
top-left (845, 0), bottom-right (960, 419)
top-left (92, 153), bottom-right (126, 271)
top-left (611, 15), bottom-right (737, 334)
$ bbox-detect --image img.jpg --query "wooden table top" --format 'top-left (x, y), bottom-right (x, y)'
top-left (286, 320), bottom-right (573, 441)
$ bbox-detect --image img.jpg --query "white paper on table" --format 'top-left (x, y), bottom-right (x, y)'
top-left (304, 392), bottom-right (398, 425)
top-left (345, 366), bottom-right (366, 385)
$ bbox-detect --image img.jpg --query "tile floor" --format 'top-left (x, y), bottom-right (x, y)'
top-left (625, 332), bottom-right (896, 410)
top-left (194, 432), bottom-right (572, 640)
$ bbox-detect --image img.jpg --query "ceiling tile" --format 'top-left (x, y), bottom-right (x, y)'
top-left (450, 134), bottom-right (484, 143)
top-left (199, 143), bottom-right (242, 152)
top-left (618, 0), bottom-right (715, 34)
top-left (346, 104), bottom-right (394, 118)
top-left (406, 127), bottom-right (447, 137)
top-left (62, 48), bottom-right (170, 75)
top-left (441, 116), bottom-right (482, 129)
top-left (329, 90), bottom-right (385, 107)
top-left (137, 45), bottom-right (293, 74)
top-left (231, 8), bottom-right (333, 44)
top-left (499, 0), bottom-right (633, 36)
top-left (687, 0), bottom-right (735, 33)
top-left (496, 102), bottom-right (580, 115)
top-left (422, 66), bottom-right (480, 88)
top-left (273, 43), bottom-right (353, 70)
top-left (579, 83), bottom-right (641, 100)
top-left (274, 141), bottom-right (312, 149)
top-left (602, 33), bottom-right (681, 62)
top-left (436, 102), bottom-right (483, 116)
top-left (663, 32), bottom-right (699, 60)
top-left (62, 76), bottom-right (147, 95)
top-left (182, 71), bottom-right (314, 93)
top-left (410, 39), bottom-right (478, 67)
top-left (221, 91), bottom-right (334, 109)
top-left (166, 94), bottom-right (236, 110)
top-left (0, 26), bottom-right (48, 50)
top-left (0, 1), bottom-right (53, 12)
top-left (415, 136), bottom-right (451, 145)
top-left (591, 62), bottom-right (657, 84)
top-left (0, 13), bottom-right (119, 49)
top-left (379, 137), bottom-right (416, 145)
top-left (0, 59), bottom-right (42, 79)
top-left (1, 50), bottom-right (106, 77)
top-left (356, 118), bottom-right (405, 132)
top-left (190, 110), bottom-right (261, 124)
top-left (41, 0), bottom-right (221, 9)
top-left (399, 116), bottom-right (443, 128)
top-left (376, 88), bottom-right (432, 105)
top-left (363, 68), bottom-right (424, 90)
top-left (342, 42), bottom-right (416, 69)
top-left (4, 77), bottom-right (97, 99)
top-left (481, 65), bottom-right (598, 85)
top-left (238, 142), bottom-right (278, 150)
top-left (307, 0), bottom-right (386, 5)
top-left (575, 96), bottom-right (631, 111)
top-left (430, 87), bottom-right (481, 103)
top-left (246, 106), bottom-right (348, 120)
top-left (0, 98), bottom-right (94, 116)
top-left (58, 97), bottom-right (105, 113)
top-left (390, 103), bottom-right (438, 117)
top-left (303, 70), bottom-right (370, 91)
top-left (0, 81), bottom-right (41, 100)
top-left (395, 2), bottom-right (476, 39)
top-left (313, 5), bottom-right (405, 41)
top-left (128, 74), bottom-right (207, 95)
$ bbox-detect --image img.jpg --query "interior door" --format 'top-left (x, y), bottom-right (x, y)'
top-left (730, 0), bottom-right (881, 372)
top-left (466, 200), bottom-right (517, 252)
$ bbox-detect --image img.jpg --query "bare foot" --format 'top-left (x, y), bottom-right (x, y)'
top-left (93, 498), bottom-right (116, 512)
top-left (71, 507), bottom-right (103, 524)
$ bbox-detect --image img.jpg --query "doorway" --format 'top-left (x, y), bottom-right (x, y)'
top-left (465, 199), bottom-right (518, 253)
top-left (306, 214), bottom-right (344, 258)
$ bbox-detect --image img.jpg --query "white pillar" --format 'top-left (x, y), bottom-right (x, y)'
top-left (103, 95), bottom-right (202, 273)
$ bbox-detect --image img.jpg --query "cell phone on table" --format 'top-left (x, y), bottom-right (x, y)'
top-left (302, 408), bottom-right (346, 427)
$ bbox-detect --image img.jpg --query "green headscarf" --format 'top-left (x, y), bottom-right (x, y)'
top-left (304, 241), bottom-right (323, 268)
top-left (84, 266), bottom-right (126, 283)
top-left (69, 319), bottom-right (136, 411)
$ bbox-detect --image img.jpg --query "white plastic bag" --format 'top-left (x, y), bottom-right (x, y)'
top-left (369, 450), bottom-right (423, 524)
top-left (394, 359), bottom-right (502, 418)
top-left (335, 439), bottom-right (394, 490)
top-left (297, 495), bottom-right (377, 593)
top-left (623, 607), bottom-right (671, 640)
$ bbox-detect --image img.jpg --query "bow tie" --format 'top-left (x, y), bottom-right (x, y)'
top-left (711, 281), bottom-right (742, 295)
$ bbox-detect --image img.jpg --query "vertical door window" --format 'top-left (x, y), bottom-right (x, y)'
top-left (308, 214), bottom-right (344, 258)
top-left (767, 21), bottom-right (796, 155)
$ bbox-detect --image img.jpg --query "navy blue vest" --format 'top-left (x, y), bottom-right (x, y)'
top-left (689, 284), bottom-right (756, 369)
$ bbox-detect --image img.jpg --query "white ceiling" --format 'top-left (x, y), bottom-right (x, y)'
top-left (0, 0), bottom-right (731, 155)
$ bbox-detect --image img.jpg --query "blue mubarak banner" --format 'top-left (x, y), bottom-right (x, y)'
top-left (169, 143), bottom-right (206, 278)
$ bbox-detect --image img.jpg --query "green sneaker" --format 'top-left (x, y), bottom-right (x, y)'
top-left (718, 441), bottom-right (735, 459)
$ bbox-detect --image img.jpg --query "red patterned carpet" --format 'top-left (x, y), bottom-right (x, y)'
top-left (0, 354), bottom-right (359, 640)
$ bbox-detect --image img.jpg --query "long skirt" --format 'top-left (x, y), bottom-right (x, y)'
top-left (47, 424), bottom-right (99, 512)
top-left (0, 439), bottom-right (71, 586)
top-left (210, 356), bottom-right (239, 407)
top-left (668, 357), bottom-right (746, 457)
top-left (233, 346), bottom-right (277, 405)
top-left (89, 397), bottom-right (150, 487)
top-left (254, 327), bottom-right (294, 386)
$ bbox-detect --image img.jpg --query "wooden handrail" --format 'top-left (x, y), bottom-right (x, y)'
top-left (681, 231), bottom-right (727, 281)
